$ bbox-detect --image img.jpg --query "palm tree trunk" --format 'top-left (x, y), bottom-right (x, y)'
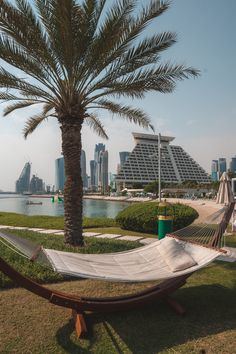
top-left (60, 119), bottom-right (84, 246)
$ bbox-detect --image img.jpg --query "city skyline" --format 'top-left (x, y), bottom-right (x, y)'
top-left (0, 0), bottom-right (235, 190)
top-left (1, 137), bottom-right (236, 191)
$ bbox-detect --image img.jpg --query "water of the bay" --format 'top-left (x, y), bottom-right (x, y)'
top-left (0, 195), bottom-right (129, 218)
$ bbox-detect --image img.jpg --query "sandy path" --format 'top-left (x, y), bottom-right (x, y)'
top-left (165, 198), bottom-right (224, 223)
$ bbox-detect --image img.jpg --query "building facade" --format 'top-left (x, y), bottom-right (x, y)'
top-left (115, 133), bottom-right (211, 190)
top-left (119, 151), bottom-right (130, 167)
top-left (29, 175), bottom-right (44, 193)
top-left (218, 158), bottom-right (227, 176)
top-left (230, 156), bottom-right (236, 173)
top-left (15, 162), bottom-right (31, 194)
top-left (100, 150), bottom-right (109, 194)
top-left (211, 160), bottom-right (219, 181)
top-left (94, 143), bottom-right (105, 189)
top-left (55, 157), bottom-right (65, 191)
top-left (90, 160), bottom-right (97, 191)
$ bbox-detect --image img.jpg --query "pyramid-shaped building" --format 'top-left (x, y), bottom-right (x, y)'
top-left (115, 133), bottom-right (211, 190)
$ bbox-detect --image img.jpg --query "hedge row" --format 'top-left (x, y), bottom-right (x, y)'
top-left (116, 202), bottom-right (198, 234)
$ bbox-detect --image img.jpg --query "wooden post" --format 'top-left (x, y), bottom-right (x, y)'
top-left (164, 296), bottom-right (186, 315)
top-left (72, 310), bottom-right (88, 338)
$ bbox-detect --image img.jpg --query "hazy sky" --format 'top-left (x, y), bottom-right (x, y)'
top-left (0, 0), bottom-right (235, 191)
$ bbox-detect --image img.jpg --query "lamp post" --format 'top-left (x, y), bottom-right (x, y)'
top-left (149, 133), bottom-right (162, 201)
top-left (158, 132), bottom-right (161, 203)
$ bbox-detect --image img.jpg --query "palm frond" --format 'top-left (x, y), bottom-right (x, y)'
top-left (35, 0), bottom-right (80, 81)
top-left (85, 113), bottom-right (108, 139)
top-left (73, 0), bottom-right (105, 71)
top-left (89, 99), bottom-right (153, 130)
top-left (88, 63), bottom-right (199, 101)
top-left (81, 0), bottom-right (170, 90)
top-left (42, 102), bottom-right (55, 116)
top-left (0, 0), bottom-right (59, 83)
top-left (3, 101), bottom-right (40, 116)
top-left (0, 67), bottom-right (55, 102)
top-left (0, 92), bottom-right (28, 101)
top-left (86, 31), bottom-right (177, 94)
top-left (0, 34), bottom-right (49, 83)
top-left (77, 0), bottom-right (135, 90)
top-left (110, 32), bottom-right (177, 77)
top-left (23, 112), bottom-right (49, 139)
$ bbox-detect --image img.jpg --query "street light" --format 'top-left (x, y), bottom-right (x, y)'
top-left (149, 132), bottom-right (162, 202)
top-left (158, 133), bottom-right (161, 203)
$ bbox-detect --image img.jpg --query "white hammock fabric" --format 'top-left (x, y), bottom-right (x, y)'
top-left (43, 237), bottom-right (222, 282)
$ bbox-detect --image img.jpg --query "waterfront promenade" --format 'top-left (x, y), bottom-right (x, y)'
top-left (84, 195), bottom-right (224, 223)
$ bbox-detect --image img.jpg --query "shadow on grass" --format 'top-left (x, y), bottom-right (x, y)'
top-left (56, 319), bottom-right (92, 354)
top-left (56, 283), bottom-right (236, 353)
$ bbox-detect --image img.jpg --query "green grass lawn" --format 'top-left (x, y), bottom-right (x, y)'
top-left (0, 211), bottom-right (117, 229)
top-left (0, 226), bottom-right (236, 353)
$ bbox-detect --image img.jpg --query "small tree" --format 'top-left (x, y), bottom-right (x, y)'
top-left (144, 181), bottom-right (159, 196)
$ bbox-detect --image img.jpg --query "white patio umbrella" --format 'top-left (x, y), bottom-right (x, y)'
top-left (216, 172), bottom-right (235, 205)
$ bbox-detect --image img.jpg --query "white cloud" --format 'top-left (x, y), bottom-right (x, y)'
top-left (186, 119), bottom-right (196, 126)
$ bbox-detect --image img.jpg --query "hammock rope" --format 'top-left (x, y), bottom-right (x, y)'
top-left (0, 237), bottom-right (29, 260)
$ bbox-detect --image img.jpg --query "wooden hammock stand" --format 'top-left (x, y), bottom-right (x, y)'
top-left (0, 202), bottom-right (234, 338)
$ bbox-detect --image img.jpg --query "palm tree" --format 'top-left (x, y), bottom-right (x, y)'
top-left (0, 0), bottom-right (199, 246)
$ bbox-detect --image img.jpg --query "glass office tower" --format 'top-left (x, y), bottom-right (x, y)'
top-left (15, 162), bottom-right (31, 193)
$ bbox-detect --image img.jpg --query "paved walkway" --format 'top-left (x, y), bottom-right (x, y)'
top-left (0, 225), bottom-right (157, 245)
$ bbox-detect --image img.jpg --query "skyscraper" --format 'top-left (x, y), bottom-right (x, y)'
top-left (116, 132), bottom-right (211, 190)
top-left (218, 158), bottom-right (227, 177)
top-left (29, 175), bottom-right (44, 193)
top-left (100, 150), bottom-right (109, 194)
top-left (230, 156), bottom-right (236, 173)
top-left (90, 160), bottom-right (97, 191)
top-left (15, 162), bottom-right (31, 194)
top-left (94, 143), bottom-right (105, 188)
top-left (94, 143), bottom-right (105, 161)
top-left (211, 160), bottom-right (219, 181)
top-left (55, 157), bottom-right (65, 191)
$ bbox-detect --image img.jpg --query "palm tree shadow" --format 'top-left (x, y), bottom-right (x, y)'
top-left (56, 317), bottom-right (94, 354)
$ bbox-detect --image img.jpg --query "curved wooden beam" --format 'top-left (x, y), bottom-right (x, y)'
top-left (0, 256), bottom-right (189, 312)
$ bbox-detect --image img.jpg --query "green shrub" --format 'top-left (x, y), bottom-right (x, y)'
top-left (116, 202), bottom-right (198, 234)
